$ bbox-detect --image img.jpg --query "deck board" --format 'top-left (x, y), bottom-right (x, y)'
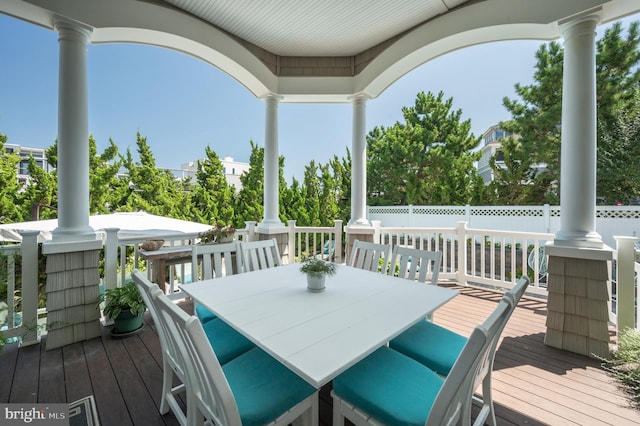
top-left (1, 285), bottom-right (639, 425)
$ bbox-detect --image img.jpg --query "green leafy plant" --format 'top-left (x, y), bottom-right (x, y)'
top-left (198, 222), bottom-right (235, 243)
top-left (599, 327), bottom-right (640, 409)
top-left (299, 257), bottom-right (337, 279)
top-left (98, 282), bottom-right (146, 319)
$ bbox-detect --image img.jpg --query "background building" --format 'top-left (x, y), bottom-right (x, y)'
top-left (477, 125), bottom-right (510, 184)
top-left (179, 156), bottom-right (249, 192)
top-left (5, 143), bottom-right (53, 185)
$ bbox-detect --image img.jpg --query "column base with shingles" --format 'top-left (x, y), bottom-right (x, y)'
top-left (544, 245), bottom-right (613, 358)
top-left (45, 249), bottom-right (102, 350)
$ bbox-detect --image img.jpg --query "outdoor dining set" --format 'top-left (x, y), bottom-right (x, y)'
top-left (131, 238), bottom-right (528, 426)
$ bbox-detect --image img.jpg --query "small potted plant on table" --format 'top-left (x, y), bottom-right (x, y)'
top-left (300, 257), bottom-right (337, 292)
top-left (98, 282), bottom-right (146, 337)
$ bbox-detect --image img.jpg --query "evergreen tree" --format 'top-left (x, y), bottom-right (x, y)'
top-left (191, 146), bottom-right (235, 225)
top-left (597, 90), bottom-right (640, 202)
top-left (367, 91), bottom-right (483, 206)
top-left (119, 132), bottom-right (187, 217)
top-left (500, 21), bottom-right (640, 204)
top-left (19, 155), bottom-right (57, 220)
top-left (318, 163), bottom-right (339, 226)
top-left (330, 151), bottom-right (351, 225)
top-left (282, 177), bottom-right (309, 225)
top-left (234, 141), bottom-right (264, 227)
top-left (0, 133), bottom-right (23, 222)
top-left (302, 161), bottom-right (321, 225)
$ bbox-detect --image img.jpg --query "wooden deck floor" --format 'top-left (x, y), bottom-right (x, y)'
top-left (1, 285), bottom-right (639, 426)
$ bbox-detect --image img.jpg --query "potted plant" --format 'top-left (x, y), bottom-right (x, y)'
top-left (300, 257), bottom-right (337, 292)
top-left (98, 282), bottom-right (146, 336)
top-left (198, 222), bottom-right (236, 244)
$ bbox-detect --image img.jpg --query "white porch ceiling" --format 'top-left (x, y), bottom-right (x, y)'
top-left (164, 0), bottom-right (472, 56)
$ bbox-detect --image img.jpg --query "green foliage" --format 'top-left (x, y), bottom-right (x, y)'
top-left (88, 136), bottom-right (125, 214)
top-left (597, 90), bottom-right (640, 203)
top-left (599, 328), bottom-right (640, 409)
top-left (500, 21), bottom-right (640, 204)
top-left (234, 140), bottom-right (265, 227)
top-left (98, 282), bottom-right (146, 319)
top-left (0, 134), bottom-right (24, 223)
top-left (299, 257), bottom-right (337, 278)
top-left (367, 91), bottom-right (484, 206)
top-left (191, 146), bottom-right (235, 225)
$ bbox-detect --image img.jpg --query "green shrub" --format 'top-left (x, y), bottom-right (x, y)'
top-left (600, 328), bottom-right (640, 409)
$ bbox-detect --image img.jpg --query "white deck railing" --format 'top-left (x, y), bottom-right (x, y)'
top-left (3, 220), bottom-right (639, 346)
top-left (287, 220), bottom-right (343, 264)
top-left (373, 221), bottom-right (555, 296)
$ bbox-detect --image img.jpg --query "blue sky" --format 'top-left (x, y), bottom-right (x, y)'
top-left (1, 13), bottom-right (638, 183)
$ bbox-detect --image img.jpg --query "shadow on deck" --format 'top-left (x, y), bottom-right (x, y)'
top-left (1, 285), bottom-right (639, 425)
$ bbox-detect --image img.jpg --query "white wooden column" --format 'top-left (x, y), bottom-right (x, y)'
top-left (50, 19), bottom-right (96, 243)
top-left (554, 14), bottom-right (602, 249)
top-left (349, 94), bottom-right (370, 227)
top-left (258, 94), bottom-right (285, 232)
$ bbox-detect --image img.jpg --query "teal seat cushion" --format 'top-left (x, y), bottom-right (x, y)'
top-left (333, 346), bottom-right (444, 426)
top-left (196, 304), bottom-right (217, 323)
top-left (390, 320), bottom-right (467, 375)
top-left (223, 348), bottom-right (316, 426)
top-left (203, 318), bottom-right (255, 365)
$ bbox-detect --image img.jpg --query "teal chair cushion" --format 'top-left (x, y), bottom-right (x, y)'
top-left (203, 318), bottom-right (255, 365)
top-left (196, 304), bottom-right (217, 323)
top-left (223, 348), bottom-right (316, 426)
top-left (333, 346), bottom-right (444, 426)
top-left (390, 320), bottom-right (467, 375)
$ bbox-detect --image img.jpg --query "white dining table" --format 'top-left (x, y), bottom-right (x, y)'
top-left (180, 263), bottom-right (458, 388)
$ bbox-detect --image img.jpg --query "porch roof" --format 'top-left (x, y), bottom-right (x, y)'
top-left (3, 0), bottom-right (639, 102)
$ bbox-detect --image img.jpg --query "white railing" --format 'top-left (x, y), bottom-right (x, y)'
top-left (611, 237), bottom-right (639, 331)
top-left (373, 221), bottom-right (555, 296)
top-left (0, 230), bottom-right (40, 346)
top-left (103, 222), bottom-right (258, 297)
top-left (287, 220), bottom-right (343, 264)
top-left (4, 219), bottom-right (639, 345)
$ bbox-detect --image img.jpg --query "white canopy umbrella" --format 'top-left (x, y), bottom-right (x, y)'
top-left (0, 212), bottom-right (212, 243)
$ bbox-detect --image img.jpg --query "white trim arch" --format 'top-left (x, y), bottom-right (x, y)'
top-left (2, 0), bottom-right (639, 103)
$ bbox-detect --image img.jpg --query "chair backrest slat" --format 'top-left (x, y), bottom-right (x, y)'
top-left (239, 238), bottom-right (281, 272)
top-left (192, 241), bottom-right (241, 281)
top-left (348, 240), bottom-right (391, 273)
top-left (388, 246), bottom-right (442, 285)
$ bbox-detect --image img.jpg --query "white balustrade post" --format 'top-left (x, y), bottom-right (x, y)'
top-left (103, 228), bottom-right (120, 292)
top-left (456, 221), bottom-right (468, 285)
top-left (288, 220), bottom-right (297, 264)
top-left (614, 236), bottom-right (638, 332)
top-left (334, 220), bottom-right (343, 264)
top-left (19, 230), bottom-right (41, 346)
top-left (349, 94), bottom-right (370, 226)
top-left (554, 14), bottom-right (602, 248)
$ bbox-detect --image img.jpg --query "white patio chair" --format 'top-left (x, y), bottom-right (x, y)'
top-left (190, 241), bottom-right (243, 324)
top-left (239, 238), bottom-right (281, 272)
top-left (131, 270), bottom-right (255, 426)
top-left (389, 276), bottom-right (530, 426)
top-left (314, 239), bottom-right (336, 261)
top-left (153, 283), bottom-right (319, 426)
top-left (388, 245), bottom-right (442, 285)
top-left (348, 240), bottom-right (391, 273)
top-left (332, 297), bottom-right (512, 426)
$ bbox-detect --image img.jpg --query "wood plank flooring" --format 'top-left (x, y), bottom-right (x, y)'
top-left (1, 285), bottom-right (639, 425)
